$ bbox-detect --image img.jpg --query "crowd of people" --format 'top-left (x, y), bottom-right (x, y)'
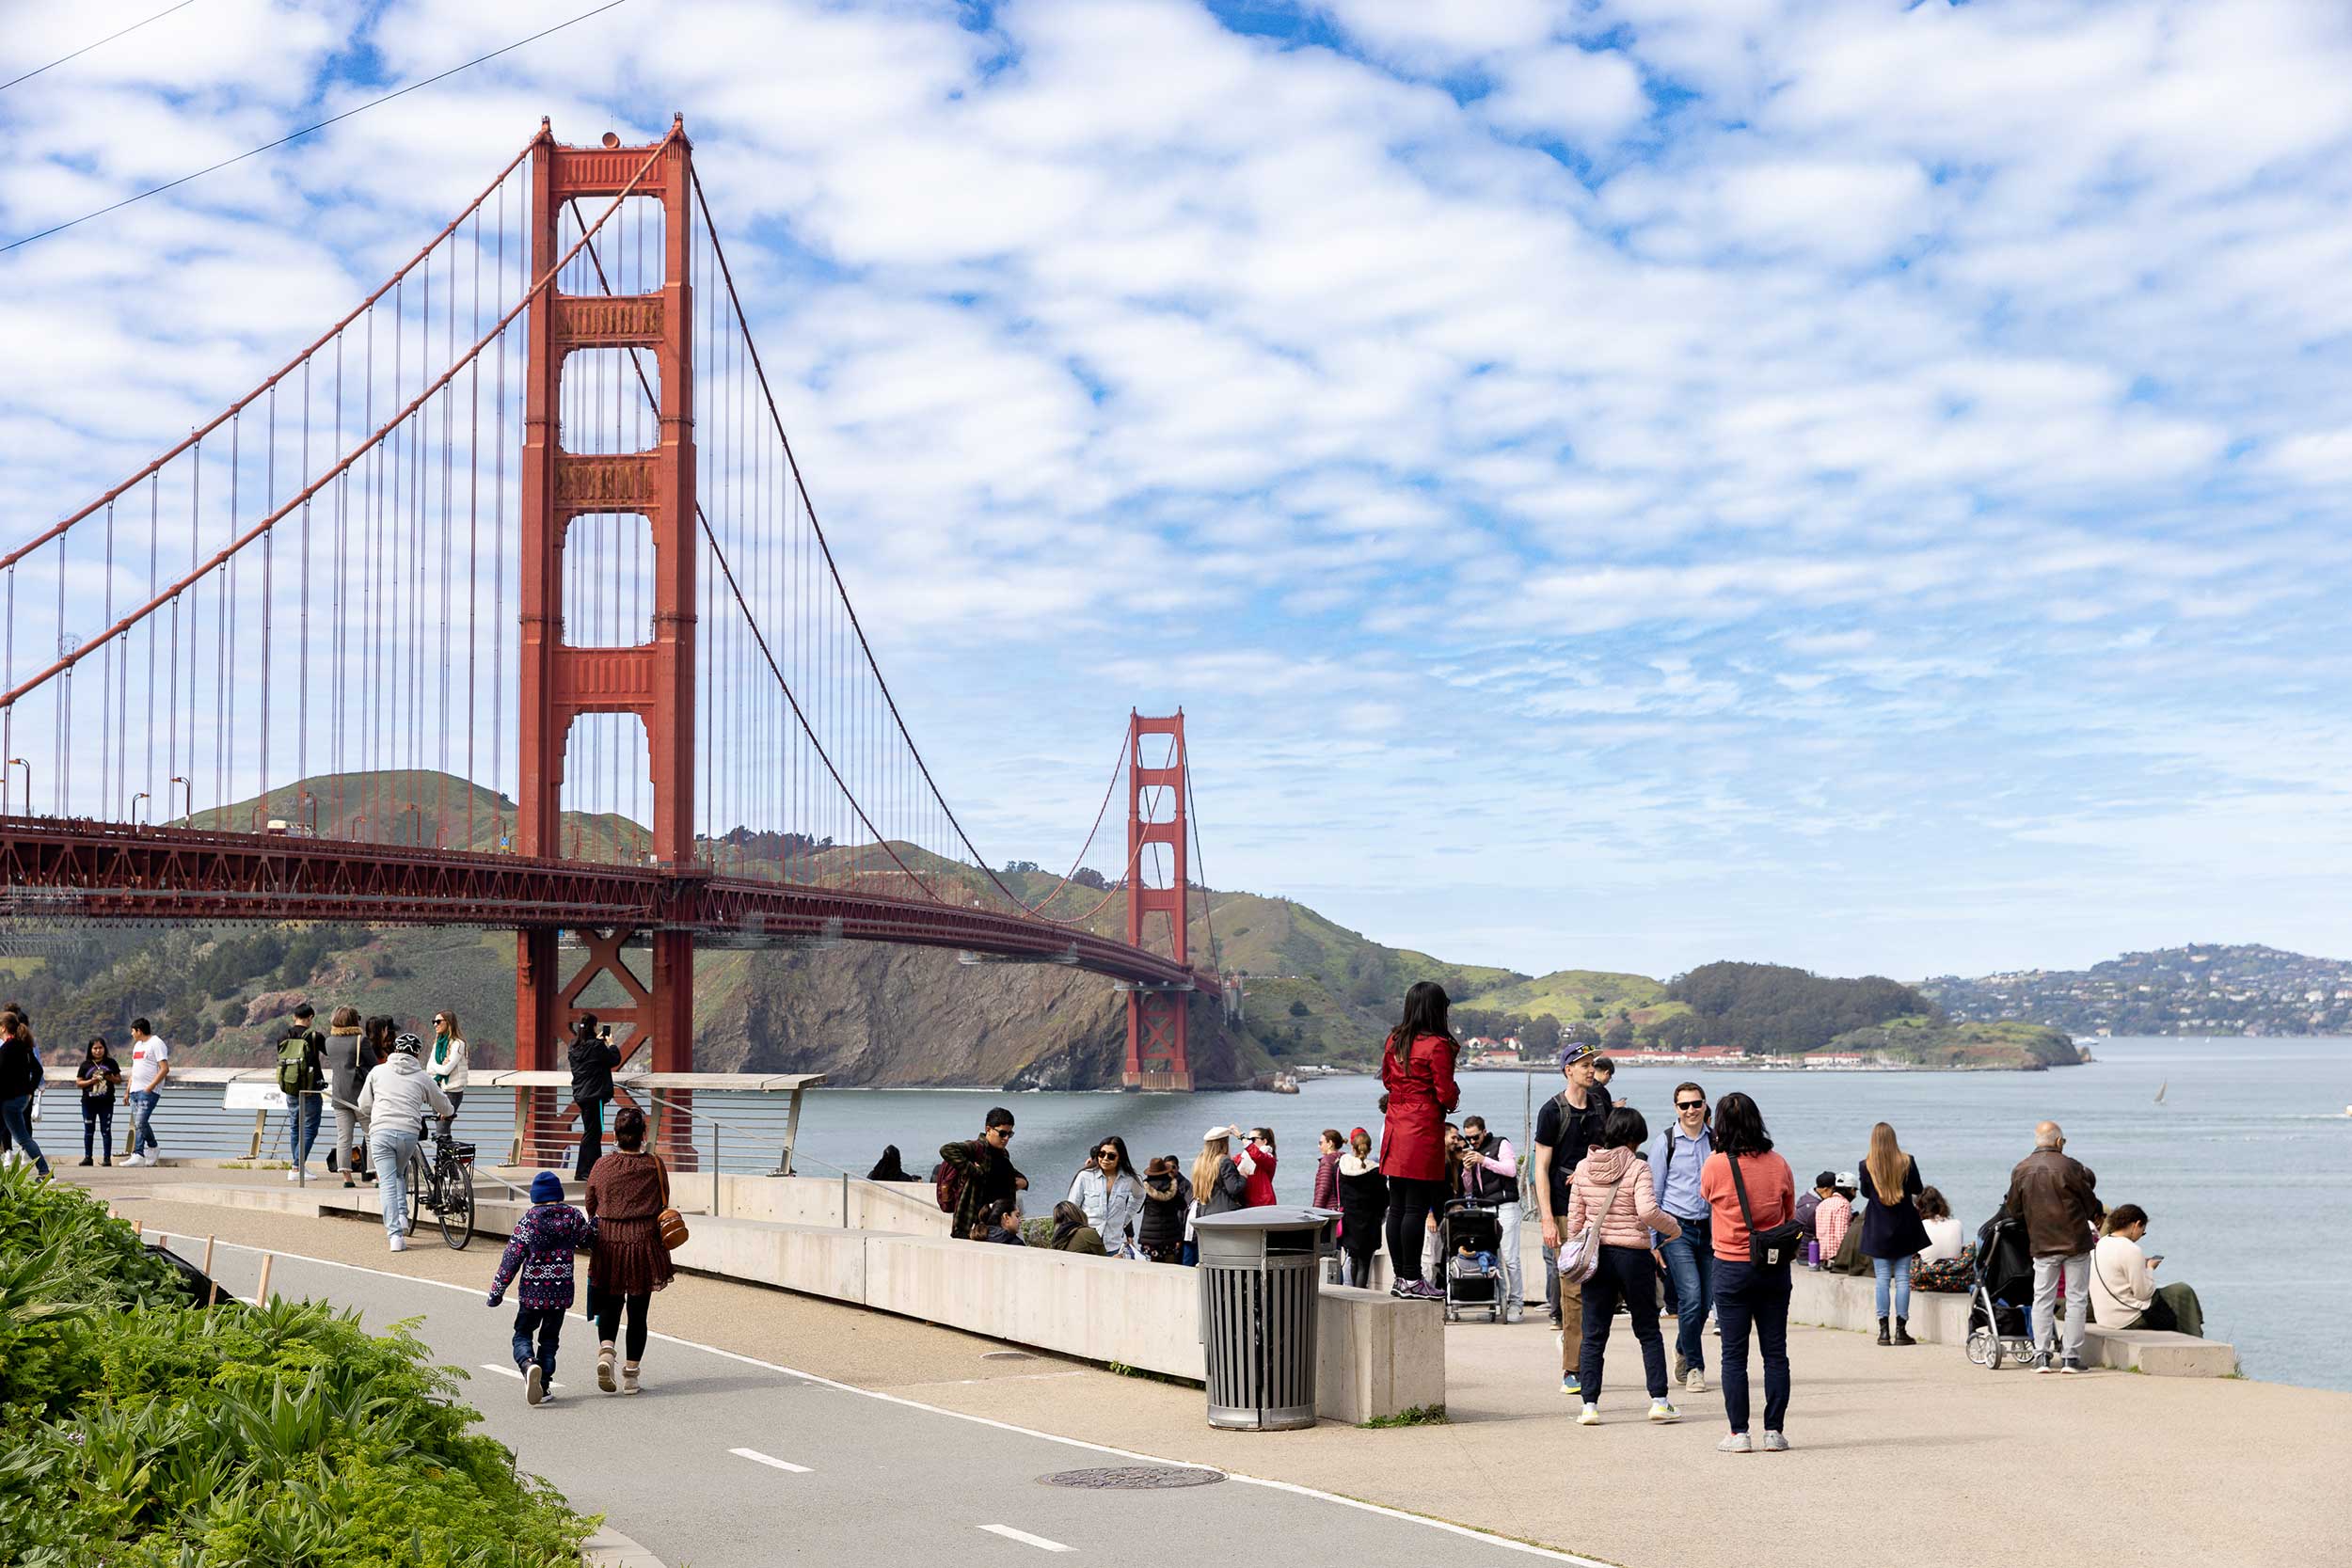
top-left (905, 978), bottom-right (2207, 1449)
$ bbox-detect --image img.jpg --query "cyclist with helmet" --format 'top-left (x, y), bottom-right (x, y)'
top-left (357, 1030), bottom-right (455, 1253)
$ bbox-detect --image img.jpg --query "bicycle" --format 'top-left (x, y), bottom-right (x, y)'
top-left (405, 1116), bottom-right (477, 1249)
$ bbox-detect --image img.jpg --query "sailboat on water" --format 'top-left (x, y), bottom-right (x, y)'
top-left (2154, 1081), bottom-right (2168, 1105)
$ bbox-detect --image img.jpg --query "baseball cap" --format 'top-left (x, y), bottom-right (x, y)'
top-left (1559, 1041), bottom-right (1598, 1069)
top-left (1835, 1170), bottom-right (1856, 1188)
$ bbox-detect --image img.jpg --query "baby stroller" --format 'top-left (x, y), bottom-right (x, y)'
top-left (1964, 1212), bottom-right (2039, 1370)
top-left (1440, 1198), bottom-right (1504, 1323)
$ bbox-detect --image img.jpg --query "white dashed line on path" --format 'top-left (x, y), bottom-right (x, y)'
top-left (978, 1524), bottom-right (1076, 1553)
top-left (478, 1363), bottom-right (563, 1388)
top-left (727, 1447), bottom-right (812, 1474)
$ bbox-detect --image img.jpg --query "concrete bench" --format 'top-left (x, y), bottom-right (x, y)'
top-left (1787, 1264), bottom-right (2235, 1375)
top-left (166, 1181), bottom-right (1444, 1421)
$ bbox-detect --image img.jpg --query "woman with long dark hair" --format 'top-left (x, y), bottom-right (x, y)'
top-left (75, 1037), bottom-right (121, 1166)
top-left (1068, 1133), bottom-right (1146, 1257)
top-left (1699, 1092), bottom-right (1797, 1452)
top-left (1336, 1127), bottom-right (1386, 1288)
top-left (1377, 981), bottom-right (1461, 1300)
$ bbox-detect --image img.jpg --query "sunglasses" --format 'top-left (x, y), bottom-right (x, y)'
top-left (1096, 1149), bottom-right (1118, 1160)
top-left (1676, 1101), bottom-right (1706, 1110)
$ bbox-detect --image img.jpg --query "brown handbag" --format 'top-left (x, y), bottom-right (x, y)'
top-left (655, 1158), bottom-right (690, 1251)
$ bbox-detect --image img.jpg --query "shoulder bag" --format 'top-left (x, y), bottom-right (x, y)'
top-left (1555, 1161), bottom-right (1636, 1284)
top-left (654, 1157), bottom-right (690, 1252)
top-left (1728, 1154), bottom-right (1804, 1269)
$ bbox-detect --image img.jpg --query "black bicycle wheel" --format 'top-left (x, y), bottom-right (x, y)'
top-left (441, 1163), bottom-right (475, 1250)
top-left (406, 1149), bottom-right (425, 1237)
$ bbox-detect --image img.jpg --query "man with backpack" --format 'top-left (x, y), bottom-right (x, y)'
top-left (936, 1106), bottom-right (1026, 1241)
top-left (1534, 1043), bottom-right (1613, 1394)
top-left (276, 1004), bottom-right (328, 1182)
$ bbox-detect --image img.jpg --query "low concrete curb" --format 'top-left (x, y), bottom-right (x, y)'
top-left (582, 1525), bottom-right (667, 1567)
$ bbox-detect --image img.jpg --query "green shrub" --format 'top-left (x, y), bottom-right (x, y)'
top-left (0, 1165), bottom-right (593, 1566)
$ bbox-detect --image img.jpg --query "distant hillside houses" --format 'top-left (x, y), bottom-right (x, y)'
top-left (1922, 942), bottom-right (2352, 1037)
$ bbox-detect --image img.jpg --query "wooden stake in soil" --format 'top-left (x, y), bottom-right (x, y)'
top-left (202, 1235), bottom-right (217, 1306)
top-left (255, 1252), bottom-right (275, 1306)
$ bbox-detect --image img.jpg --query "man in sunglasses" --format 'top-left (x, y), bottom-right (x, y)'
top-left (938, 1106), bottom-right (1027, 1242)
top-left (1647, 1083), bottom-right (1715, 1393)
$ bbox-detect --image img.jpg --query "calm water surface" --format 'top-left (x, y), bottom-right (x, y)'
top-left (779, 1037), bottom-right (2351, 1392)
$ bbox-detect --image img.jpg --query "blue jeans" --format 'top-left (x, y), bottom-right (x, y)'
top-left (1659, 1217), bottom-right (1714, 1372)
top-left (512, 1304), bottom-right (564, 1378)
top-left (291, 1094), bottom-right (324, 1168)
top-left (83, 1101), bottom-right (115, 1162)
top-left (1873, 1253), bottom-right (1912, 1321)
top-left (129, 1089), bottom-right (161, 1155)
top-left (1714, 1258), bottom-right (1791, 1435)
top-left (0, 1095), bottom-right (47, 1175)
top-left (372, 1128), bottom-right (420, 1239)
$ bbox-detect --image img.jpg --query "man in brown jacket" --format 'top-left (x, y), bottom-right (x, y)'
top-left (2004, 1121), bottom-right (2102, 1374)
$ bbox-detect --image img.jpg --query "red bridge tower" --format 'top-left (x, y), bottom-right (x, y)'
top-left (1122, 711), bottom-right (1194, 1090)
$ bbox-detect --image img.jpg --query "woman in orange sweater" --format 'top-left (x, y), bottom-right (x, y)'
top-left (1563, 1107), bottom-right (1683, 1426)
top-left (1699, 1091), bottom-right (1797, 1454)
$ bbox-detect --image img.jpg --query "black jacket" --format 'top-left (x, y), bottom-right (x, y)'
top-left (0, 1034), bottom-right (40, 1100)
top-left (567, 1035), bottom-right (622, 1104)
top-left (1858, 1156), bottom-right (1931, 1259)
top-left (1137, 1172), bottom-right (1192, 1251)
top-left (1337, 1156), bottom-right (1387, 1251)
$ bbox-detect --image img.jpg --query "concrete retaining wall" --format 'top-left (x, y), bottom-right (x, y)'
top-left (1788, 1265), bottom-right (2236, 1375)
top-left (173, 1182), bottom-right (1444, 1419)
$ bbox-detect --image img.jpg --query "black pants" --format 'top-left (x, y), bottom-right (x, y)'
top-left (1384, 1176), bottom-right (1446, 1285)
top-left (1345, 1243), bottom-right (1376, 1288)
top-left (1579, 1243), bottom-right (1669, 1401)
top-left (83, 1101), bottom-right (114, 1162)
top-left (594, 1288), bottom-right (651, 1360)
top-left (575, 1099), bottom-right (605, 1181)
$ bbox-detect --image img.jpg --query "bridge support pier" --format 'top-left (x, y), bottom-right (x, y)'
top-left (1122, 712), bottom-right (1194, 1090)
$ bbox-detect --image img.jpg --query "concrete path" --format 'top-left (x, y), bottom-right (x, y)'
top-left (160, 1229), bottom-right (1592, 1567)
top-left (83, 1169), bottom-right (2352, 1568)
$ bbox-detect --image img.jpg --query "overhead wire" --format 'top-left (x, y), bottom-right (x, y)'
top-left (0, 0), bottom-right (199, 96)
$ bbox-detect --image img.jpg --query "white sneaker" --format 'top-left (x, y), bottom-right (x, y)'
top-left (121, 1155), bottom-right (144, 1168)
top-left (286, 1169), bottom-right (302, 1182)
top-left (1762, 1431), bottom-right (1790, 1451)
top-left (1685, 1368), bottom-right (1706, 1394)
top-left (1649, 1399), bottom-right (1682, 1423)
top-left (389, 1234), bottom-right (406, 1253)
top-left (525, 1365), bottom-right (545, 1406)
top-left (1577, 1402), bottom-right (1601, 1426)
top-left (1717, 1432), bottom-right (1752, 1453)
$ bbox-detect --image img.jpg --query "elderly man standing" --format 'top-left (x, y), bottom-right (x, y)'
top-left (2004, 1120), bottom-right (2102, 1374)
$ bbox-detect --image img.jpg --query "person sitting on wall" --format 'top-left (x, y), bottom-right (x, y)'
top-left (2090, 1204), bottom-right (2205, 1338)
top-left (1909, 1185), bottom-right (1977, 1293)
top-left (977, 1197), bottom-right (1027, 1245)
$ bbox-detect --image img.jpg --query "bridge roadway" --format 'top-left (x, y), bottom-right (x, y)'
top-left (152, 1228), bottom-right (1587, 1567)
top-left (0, 814), bottom-right (1196, 986)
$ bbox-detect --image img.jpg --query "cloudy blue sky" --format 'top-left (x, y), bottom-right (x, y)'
top-left (7, 0), bottom-right (2352, 982)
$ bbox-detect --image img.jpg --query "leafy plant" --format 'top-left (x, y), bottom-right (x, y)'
top-left (0, 1165), bottom-right (594, 1566)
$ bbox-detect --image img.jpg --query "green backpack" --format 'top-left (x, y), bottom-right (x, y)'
top-left (275, 1030), bottom-right (311, 1094)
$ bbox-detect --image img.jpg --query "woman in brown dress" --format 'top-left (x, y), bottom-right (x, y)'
top-left (583, 1105), bottom-right (674, 1394)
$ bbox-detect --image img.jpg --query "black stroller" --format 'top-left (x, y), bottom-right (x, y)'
top-left (1440, 1199), bottom-right (1504, 1323)
top-left (1964, 1212), bottom-right (2039, 1370)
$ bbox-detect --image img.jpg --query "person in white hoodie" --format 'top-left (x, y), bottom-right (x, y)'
top-left (357, 1032), bottom-right (454, 1252)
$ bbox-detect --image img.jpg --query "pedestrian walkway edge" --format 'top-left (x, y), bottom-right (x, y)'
top-left (582, 1524), bottom-right (668, 1568)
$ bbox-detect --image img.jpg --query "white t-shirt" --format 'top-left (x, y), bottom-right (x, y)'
top-left (1917, 1215), bottom-right (1966, 1263)
top-left (128, 1037), bottom-right (169, 1093)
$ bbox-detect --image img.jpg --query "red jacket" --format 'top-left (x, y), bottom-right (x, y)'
top-left (1239, 1141), bottom-right (1278, 1208)
top-left (1378, 1033), bottom-right (1460, 1182)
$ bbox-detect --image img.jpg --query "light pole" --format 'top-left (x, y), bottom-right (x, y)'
top-left (168, 776), bottom-right (192, 826)
top-left (131, 791), bottom-right (151, 826)
top-left (6, 758), bottom-right (28, 816)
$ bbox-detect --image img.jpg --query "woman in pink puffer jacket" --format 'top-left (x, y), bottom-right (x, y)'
top-left (1563, 1107), bottom-right (1685, 1426)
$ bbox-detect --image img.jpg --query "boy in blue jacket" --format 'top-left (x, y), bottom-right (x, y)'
top-left (488, 1170), bottom-right (596, 1405)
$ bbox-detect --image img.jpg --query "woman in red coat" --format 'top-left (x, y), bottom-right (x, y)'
top-left (1378, 980), bottom-right (1461, 1299)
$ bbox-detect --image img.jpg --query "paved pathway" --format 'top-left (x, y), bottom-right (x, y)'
top-left (167, 1231), bottom-right (1591, 1567)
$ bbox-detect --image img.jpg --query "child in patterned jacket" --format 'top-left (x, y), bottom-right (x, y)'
top-left (488, 1170), bottom-right (596, 1405)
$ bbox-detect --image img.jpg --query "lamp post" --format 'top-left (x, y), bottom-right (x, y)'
top-left (168, 776), bottom-right (192, 826)
top-left (6, 758), bottom-right (28, 816)
top-left (131, 791), bottom-right (151, 827)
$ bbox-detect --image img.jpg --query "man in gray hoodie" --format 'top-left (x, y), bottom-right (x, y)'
top-left (356, 1032), bottom-right (454, 1253)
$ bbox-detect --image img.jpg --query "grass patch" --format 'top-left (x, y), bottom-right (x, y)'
top-left (1104, 1360), bottom-right (1197, 1386)
top-left (1359, 1402), bottom-right (1448, 1428)
top-left (0, 1163), bottom-right (595, 1565)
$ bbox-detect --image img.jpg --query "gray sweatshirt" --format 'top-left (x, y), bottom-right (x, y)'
top-left (356, 1053), bottom-right (454, 1135)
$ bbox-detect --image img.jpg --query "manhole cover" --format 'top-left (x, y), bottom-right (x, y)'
top-left (1041, 1466), bottom-right (1225, 1491)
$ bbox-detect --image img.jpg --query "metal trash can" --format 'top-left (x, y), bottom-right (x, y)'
top-left (1195, 1206), bottom-right (1333, 1430)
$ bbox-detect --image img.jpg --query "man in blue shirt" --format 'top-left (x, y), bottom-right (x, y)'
top-left (1647, 1081), bottom-right (1714, 1393)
